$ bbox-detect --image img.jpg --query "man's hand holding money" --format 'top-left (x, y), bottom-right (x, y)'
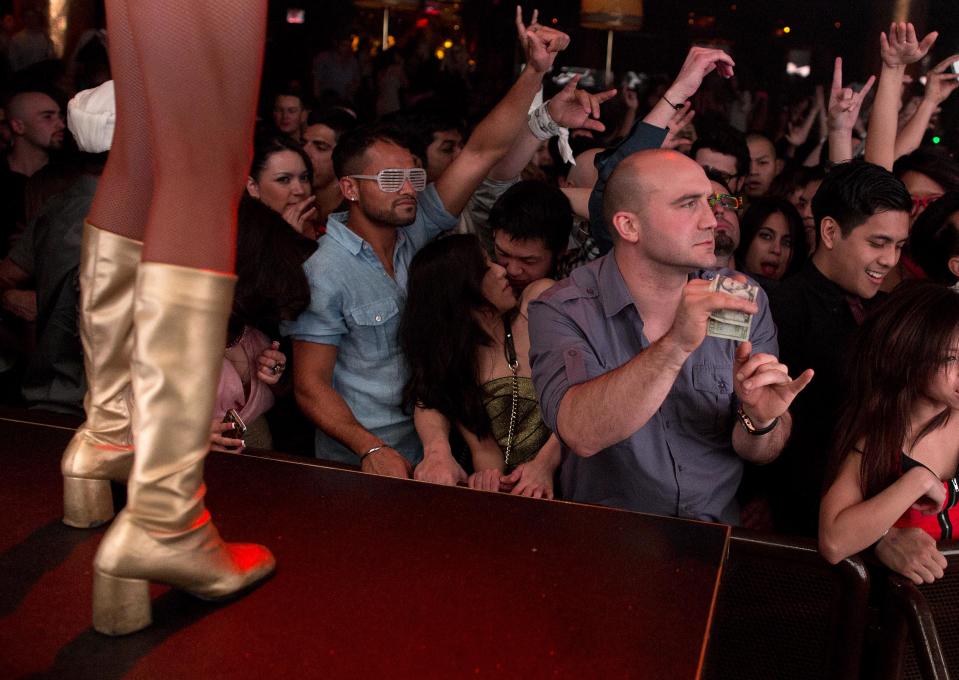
top-left (668, 277), bottom-right (759, 355)
top-left (733, 340), bottom-right (814, 427)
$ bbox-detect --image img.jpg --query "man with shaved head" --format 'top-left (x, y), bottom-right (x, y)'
top-left (528, 147), bottom-right (812, 523)
top-left (0, 90), bottom-right (65, 255)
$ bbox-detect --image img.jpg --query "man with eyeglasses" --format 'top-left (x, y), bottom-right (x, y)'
top-left (281, 17), bottom-right (577, 477)
top-left (705, 169), bottom-right (743, 269)
top-left (691, 123), bottom-right (750, 196)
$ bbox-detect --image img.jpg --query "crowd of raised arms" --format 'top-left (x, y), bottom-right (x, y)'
top-left (2, 7), bottom-right (959, 588)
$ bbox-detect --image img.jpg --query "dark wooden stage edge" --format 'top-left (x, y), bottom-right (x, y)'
top-left (0, 410), bottom-right (730, 679)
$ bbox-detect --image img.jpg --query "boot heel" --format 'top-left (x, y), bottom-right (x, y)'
top-left (63, 476), bottom-right (114, 528)
top-left (92, 570), bottom-right (151, 636)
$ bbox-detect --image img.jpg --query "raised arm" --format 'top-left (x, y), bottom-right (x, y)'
top-left (489, 75), bottom-right (615, 181)
top-left (827, 57), bottom-right (875, 164)
top-left (865, 22), bottom-right (937, 170)
top-left (433, 8), bottom-right (568, 215)
top-left (894, 54), bottom-right (959, 159)
top-left (589, 47), bottom-right (732, 253)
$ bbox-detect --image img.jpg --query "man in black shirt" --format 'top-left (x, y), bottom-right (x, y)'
top-left (767, 161), bottom-right (911, 536)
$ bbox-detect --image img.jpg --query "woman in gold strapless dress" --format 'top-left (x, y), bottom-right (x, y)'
top-left (400, 234), bottom-right (561, 498)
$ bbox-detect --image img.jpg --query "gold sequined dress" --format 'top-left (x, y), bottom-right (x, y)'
top-left (482, 376), bottom-right (551, 471)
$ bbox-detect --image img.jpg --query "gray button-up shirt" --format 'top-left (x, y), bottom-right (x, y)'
top-left (528, 253), bottom-right (778, 524)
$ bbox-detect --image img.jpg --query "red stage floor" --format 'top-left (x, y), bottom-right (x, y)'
top-left (0, 409), bottom-right (729, 679)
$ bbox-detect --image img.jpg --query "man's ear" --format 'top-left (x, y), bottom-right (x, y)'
top-left (245, 176), bottom-right (259, 199)
top-left (339, 177), bottom-right (358, 202)
top-left (775, 158), bottom-right (785, 177)
top-left (819, 216), bottom-right (841, 250)
top-left (8, 118), bottom-right (24, 135)
top-left (948, 255), bottom-right (959, 280)
top-left (611, 211), bottom-right (640, 244)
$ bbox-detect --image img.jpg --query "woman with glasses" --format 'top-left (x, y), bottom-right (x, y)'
top-left (734, 197), bottom-right (808, 285)
top-left (400, 234), bottom-right (561, 498)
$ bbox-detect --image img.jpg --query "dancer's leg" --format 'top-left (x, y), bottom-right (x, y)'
top-left (86, 0), bottom-right (152, 241)
top-left (61, 0), bottom-right (149, 527)
top-left (129, 0), bottom-right (266, 271)
top-left (91, 0), bottom-right (273, 636)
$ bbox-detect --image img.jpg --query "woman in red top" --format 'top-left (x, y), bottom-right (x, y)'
top-left (820, 281), bottom-right (959, 570)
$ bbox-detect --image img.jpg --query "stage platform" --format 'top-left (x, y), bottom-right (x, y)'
top-left (0, 409), bottom-right (729, 679)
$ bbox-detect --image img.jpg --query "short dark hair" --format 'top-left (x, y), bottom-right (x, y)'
top-left (488, 180), bottom-right (572, 256)
top-left (331, 123), bottom-right (410, 179)
top-left (893, 148), bottom-right (959, 194)
top-left (305, 107), bottom-right (357, 141)
top-left (703, 167), bottom-right (732, 194)
top-left (249, 134), bottom-right (313, 185)
top-left (734, 196), bottom-right (808, 279)
top-left (379, 109), bottom-right (465, 172)
top-left (691, 124), bottom-right (751, 178)
top-left (909, 191), bottom-right (959, 285)
top-left (811, 160), bottom-right (911, 238)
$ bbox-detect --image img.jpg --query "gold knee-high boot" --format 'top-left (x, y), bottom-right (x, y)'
top-left (91, 263), bottom-right (275, 636)
top-left (62, 223), bottom-right (141, 528)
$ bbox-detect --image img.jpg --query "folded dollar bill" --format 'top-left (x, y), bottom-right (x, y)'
top-left (706, 275), bottom-right (758, 342)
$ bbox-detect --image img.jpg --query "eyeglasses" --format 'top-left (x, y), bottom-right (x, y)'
top-left (348, 168), bottom-right (427, 193)
top-left (702, 165), bottom-right (740, 185)
top-left (911, 193), bottom-right (943, 216)
top-left (707, 193), bottom-right (743, 210)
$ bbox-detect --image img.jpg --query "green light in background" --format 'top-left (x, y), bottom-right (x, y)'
top-left (933, 136), bottom-right (941, 144)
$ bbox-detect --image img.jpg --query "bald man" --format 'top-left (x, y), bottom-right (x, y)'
top-left (528, 149), bottom-right (812, 523)
top-left (5, 91), bottom-right (65, 177)
top-left (1, 91), bottom-right (65, 255)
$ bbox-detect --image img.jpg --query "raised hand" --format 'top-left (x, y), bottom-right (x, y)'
top-left (923, 54), bottom-right (959, 106)
top-left (733, 340), bottom-right (813, 425)
top-left (665, 46), bottom-right (735, 103)
top-left (828, 57), bottom-right (875, 133)
top-left (546, 74), bottom-right (617, 132)
top-left (516, 5), bottom-right (569, 73)
top-left (880, 22), bottom-right (938, 68)
top-left (662, 104), bottom-right (696, 150)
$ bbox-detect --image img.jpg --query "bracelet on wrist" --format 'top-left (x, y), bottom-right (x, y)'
top-left (528, 100), bottom-right (562, 141)
top-left (736, 405), bottom-right (780, 436)
top-left (661, 93), bottom-right (684, 110)
top-left (359, 444), bottom-right (387, 460)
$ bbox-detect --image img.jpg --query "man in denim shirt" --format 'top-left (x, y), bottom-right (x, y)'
top-left (529, 148), bottom-right (814, 523)
top-left (283, 18), bottom-right (577, 478)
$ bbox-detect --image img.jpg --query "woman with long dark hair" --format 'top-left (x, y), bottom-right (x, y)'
top-left (210, 195), bottom-right (315, 452)
top-left (819, 281), bottom-right (959, 574)
top-left (400, 234), bottom-right (560, 497)
top-left (246, 134), bottom-right (319, 238)
top-left (734, 197), bottom-right (807, 283)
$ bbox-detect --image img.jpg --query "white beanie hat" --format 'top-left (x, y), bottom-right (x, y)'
top-left (67, 79), bottom-right (115, 153)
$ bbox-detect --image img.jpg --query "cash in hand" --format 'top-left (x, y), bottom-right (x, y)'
top-left (706, 275), bottom-right (758, 342)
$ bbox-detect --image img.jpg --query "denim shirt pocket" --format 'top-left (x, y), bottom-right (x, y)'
top-left (684, 363), bottom-right (735, 434)
top-left (346, 297), bottom-right (401, 361)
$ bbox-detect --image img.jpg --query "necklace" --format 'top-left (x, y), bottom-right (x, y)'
top-left (502, 315), bottom-right (519, 467)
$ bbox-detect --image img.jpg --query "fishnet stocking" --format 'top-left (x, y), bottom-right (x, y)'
top-left (86, 0), bottom-right (153, 241)
top-left (121, 0), bottom-right (266, 271)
